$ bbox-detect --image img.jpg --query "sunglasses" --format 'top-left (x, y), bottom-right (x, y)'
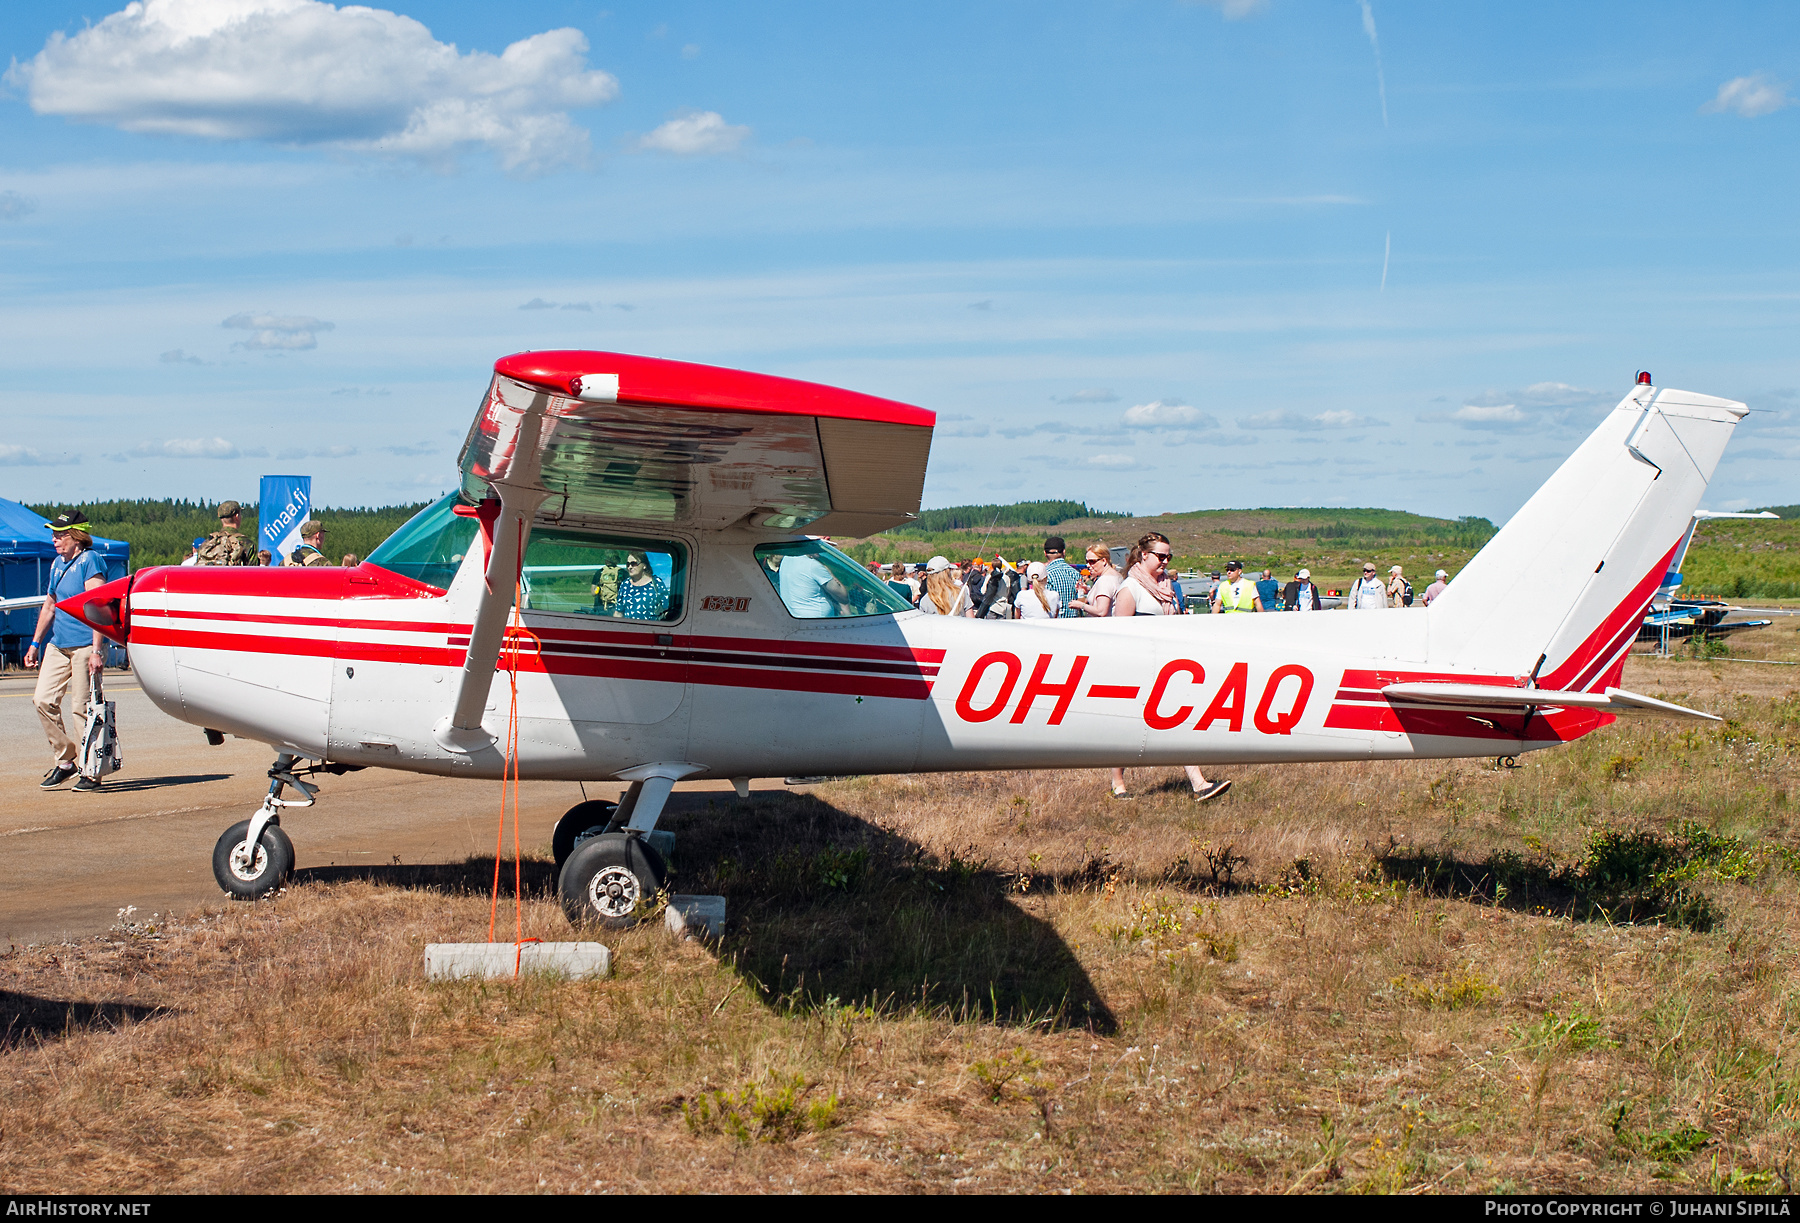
top-left (1148, 551), bottom-right (1172, 563)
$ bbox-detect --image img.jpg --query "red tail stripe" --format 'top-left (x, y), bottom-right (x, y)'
top-left (1542, 539), bottom-right (1680, 691)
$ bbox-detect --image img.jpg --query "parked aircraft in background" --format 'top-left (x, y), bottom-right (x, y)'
top-left (1637, 510), bottom-right (1779, 646)
top-left (60, 357), bottom-right (1743, 927)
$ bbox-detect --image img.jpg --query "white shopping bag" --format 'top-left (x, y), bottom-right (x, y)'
top-left (79, 669), bottom-right (122, 781)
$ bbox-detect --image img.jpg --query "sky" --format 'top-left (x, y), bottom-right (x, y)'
top-left (1, 0), bottom-right (1796, 522)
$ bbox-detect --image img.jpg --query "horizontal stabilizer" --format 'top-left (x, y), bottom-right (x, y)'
top-left (1382, 682), bottom-right (1720, 722)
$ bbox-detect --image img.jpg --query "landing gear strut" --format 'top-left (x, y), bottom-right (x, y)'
top-left (210, 753), bottom-right (357, 900)
top-left (556, 772), bottom-right (682, 928)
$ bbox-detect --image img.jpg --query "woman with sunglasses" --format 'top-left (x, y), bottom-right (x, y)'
top-left (615, 550), bottom-right (670, 620)
top-left (1103, 533), bottom-right (1230, 803)
top-left (1069, 545), bottom-right (1121, 617)
top-left (1111, 533), bottom-right (1179, 616)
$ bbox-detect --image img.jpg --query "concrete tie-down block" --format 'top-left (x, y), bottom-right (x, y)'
top-left (424, 941), bottom-right (612, 980)
top-left (665, 894), bottom-right (726, 940)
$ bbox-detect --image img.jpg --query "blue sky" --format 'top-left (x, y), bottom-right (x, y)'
top-left (2, 0), bottom-right (1796, 521)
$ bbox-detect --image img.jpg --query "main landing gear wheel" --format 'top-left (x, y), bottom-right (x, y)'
top-left (213, 818), bottom-right (295, 900)
top-left (558, 833), bottom-right (667, 930)
top-left (552, 800), bottom-right (620, 872)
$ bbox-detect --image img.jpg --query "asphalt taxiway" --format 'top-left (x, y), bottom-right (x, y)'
top-left (0, 670), bottom-right (746, 946)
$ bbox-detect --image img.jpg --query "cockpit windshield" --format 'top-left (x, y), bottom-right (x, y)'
top-left (365, 493), bottom-right (478, 592)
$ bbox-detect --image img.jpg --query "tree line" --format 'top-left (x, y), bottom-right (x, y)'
top-left (28, 499), bottom-right (432, 570)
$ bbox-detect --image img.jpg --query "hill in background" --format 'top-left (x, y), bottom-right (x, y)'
top-left (21, 496), bottom-right (1799, 598)
top-left (844, 505), bottom-right (1500, 588)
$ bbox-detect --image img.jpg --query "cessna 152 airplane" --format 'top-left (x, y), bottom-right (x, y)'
top-left (58, 355), bottom-right (1745, 928)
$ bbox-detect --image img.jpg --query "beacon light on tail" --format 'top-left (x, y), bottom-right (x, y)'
top-left (58, 352), bottom-right (1748, 928)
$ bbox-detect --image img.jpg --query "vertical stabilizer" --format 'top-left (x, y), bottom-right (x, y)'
top-left (1427, 384), bottom-right (1748, 688)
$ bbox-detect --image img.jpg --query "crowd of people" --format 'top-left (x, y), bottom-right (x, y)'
top-left (863, 533), bottom-right (1456, 805)
top-left (866, 533), bottom-right (1451, 619)
top-left (175, 502), bottom-right (359, 568)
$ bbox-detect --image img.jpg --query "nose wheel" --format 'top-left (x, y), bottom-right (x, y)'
top-left (213, 816), bottom-right (295, 899)
top-left (558, 833), bottom-right (668, 930)
top-left (209, 752), bottom-right (356, 901)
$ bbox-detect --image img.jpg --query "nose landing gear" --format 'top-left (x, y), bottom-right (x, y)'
top-left (210, 753), bottom-right (358, 900)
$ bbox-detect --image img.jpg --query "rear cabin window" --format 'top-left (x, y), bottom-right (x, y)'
top-left (522, 529), bottom-right (687, 623)
top-left (754, 539), bottom-right (914, 619)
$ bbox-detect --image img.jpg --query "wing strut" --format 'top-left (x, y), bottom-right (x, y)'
top-left (436, 391), bottom-right (552, 753)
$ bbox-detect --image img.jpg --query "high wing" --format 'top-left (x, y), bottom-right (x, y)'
top-left (437, 350), bottom-right (936, 751)
top-left (461, 350), bottom-right (935, 537)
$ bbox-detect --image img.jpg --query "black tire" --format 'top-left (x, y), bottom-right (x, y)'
top-left (558, 833), bottom-right (667, 930)
top-left (212, 819), bottom-right (295, 900)
top-left (552, 800), bottom-right (619, 872)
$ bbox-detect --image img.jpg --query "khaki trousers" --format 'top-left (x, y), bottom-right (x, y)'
top-left (33, 645), bottom-right (93, 765)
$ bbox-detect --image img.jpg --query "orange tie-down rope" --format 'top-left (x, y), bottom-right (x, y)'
top-left (490, 530), bottom-right (545, 975)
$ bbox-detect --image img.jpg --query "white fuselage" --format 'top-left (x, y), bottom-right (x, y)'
top-left (125, 526), bottom-right (1605, 785)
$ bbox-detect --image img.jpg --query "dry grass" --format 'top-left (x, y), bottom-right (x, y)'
top-left (6, 626), bottom-right (1800, 1193)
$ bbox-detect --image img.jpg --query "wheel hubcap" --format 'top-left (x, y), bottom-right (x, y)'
top-left (586, 865), bottom-right (642, 919)
top-left (229, 841), bottom-right (268, 883)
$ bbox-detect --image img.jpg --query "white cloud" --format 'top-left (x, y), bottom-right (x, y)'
top-left (1452, 403), bottom-right (1527, 427)
top-left (639, 109), bottom-right (751, 155)
top-left (1123, 400), bottom-right (1216, 430)
top-left (159, 348), bottom-right (204, 364)
top-left (223, 310), bottom-right (333, 350)
top-left (278, 444), bottom-right (358, 459)
top-left (1054, 388), bottom-right (1117, 404)
top-left (7, 0), bottom-right (620, 175)
top-left (1182, 0), bottom-right (1267, 17)
top-left (680, 44), bottom-right (701, 60)
top-left (995, 419), bottom-right (1114, 439)
top-left (1420, 381), bottom-right (1617, 432)
top-left (1702, 74), bottom-right (1791, 118)
top-left (1085, 454), bottom-right (1142, 471)
top-left (0, 444), bottom-right (78, 467)
top-left (1238, 408), bottom-right (1386, 430)
top-left (130, 436), bottom-right (266, 459)
top-left (0, 191), bottom-right (37, 221)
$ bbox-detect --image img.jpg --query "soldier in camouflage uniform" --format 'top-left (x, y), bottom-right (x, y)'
top-left (195, 500), bottom-right (257, 566)
top-left (288, 520), bottom-right (331, 567)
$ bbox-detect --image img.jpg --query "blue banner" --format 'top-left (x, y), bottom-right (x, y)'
top-left (259, 475), bottom-right (311, 565)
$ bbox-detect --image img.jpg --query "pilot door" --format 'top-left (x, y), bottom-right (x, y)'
top-left (505, 527), bottom-right (694, 764)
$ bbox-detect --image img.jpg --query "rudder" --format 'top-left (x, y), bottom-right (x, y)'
top-left (1426, 383), bottom-right (1748, 688)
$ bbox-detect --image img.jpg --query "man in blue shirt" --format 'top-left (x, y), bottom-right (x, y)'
top-left (26, 511), bottom-right (110, 790)
top-left (1042, 537), bottom-right (1081, 618)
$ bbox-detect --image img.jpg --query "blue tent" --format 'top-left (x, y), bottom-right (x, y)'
top-left (0, 497), bottom-right (131, 662)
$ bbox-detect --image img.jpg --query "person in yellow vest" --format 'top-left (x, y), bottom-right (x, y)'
top-left (1211, 560), bottom-right (1262, 613)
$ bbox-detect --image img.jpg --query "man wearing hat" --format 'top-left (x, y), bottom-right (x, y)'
top-left (1349, 562), bottom-right (1390, 610)
top-left (25, 511), bottom-right (109, 790)
top-left (1386, 564), bottom-right (1414, 608)
top-left (288, 520), bottom-right (331, 567)
top-left (1211, 560), bottom-right (1262, 613)
top-left (1282, 567), bottom-right (1323, 612)
top-left (1423, 568), bottom-right (1450, 607)
top-left (196, 501), bottom-right (257, 566)
top-left (1042, 536), bottom-right (1081, 618)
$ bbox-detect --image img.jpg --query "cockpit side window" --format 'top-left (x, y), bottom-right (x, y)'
top-left (522, 529), bottom-right (687, 622)
top-left (754, 538), bottom-right (914, 619)
top-left (365, 493), bottom-right (479, 593)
